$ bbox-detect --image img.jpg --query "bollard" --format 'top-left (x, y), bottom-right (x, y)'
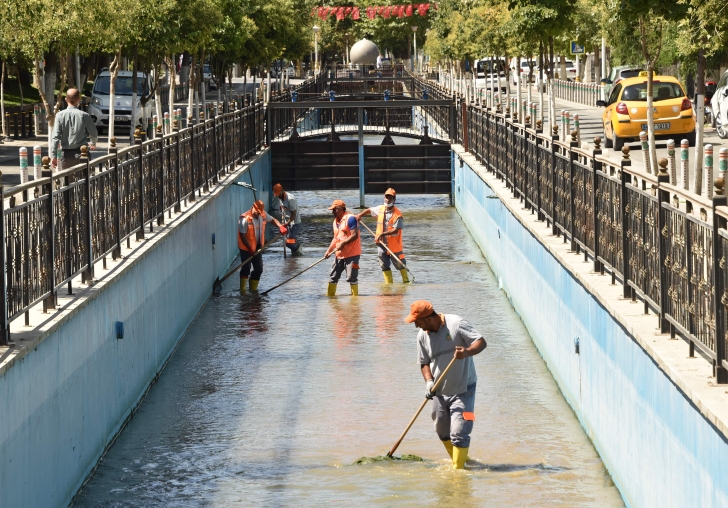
top-left (681, 139), bottom-right (690, 190)
top-left (560, 110), bottom-right (566, 139)
top-left (152, 115), bottom-right (158, 138)
top-left (667, 140), bottom-right (676, 185)
top-left (33, 104), bottom-right (40, 136)
top-left (522, 100), bottom-right (527, 126)
top-left (19, 147), bottom-right (28, 184)
top-left (33, 145), bottom-right (42, 181)
top-left (56, 143), bottom-right (63, 172)
top-left (720, 148), bottom-right (728, 182)
top-left (564, 111), bottom-right (571, 142)
top-left (573, 114), bottom-right (580, 146)
top-left (639, 131), bottom-right (651, 174)
top-left (705, 144), bottom-right (714, 199)
top-left (164, 112), bottom-right (170, 134)
top-left (486, 89), bottom-right (491, 109)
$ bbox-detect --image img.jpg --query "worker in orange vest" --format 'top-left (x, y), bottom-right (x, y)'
top-left (355, 188), bottom-right (409, 283)
top-left (324, 199), bottom-right (362, 296)
top-left (238, 200), bottom-right (285, 293)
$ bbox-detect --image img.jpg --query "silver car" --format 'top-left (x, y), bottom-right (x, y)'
top-left (87, 70), bottom-right (153, 135)
top-left (710, 70), bottom-right (728, 139)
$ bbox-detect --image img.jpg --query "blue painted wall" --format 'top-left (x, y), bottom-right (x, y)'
top-left (0, 152), bottom-right (271, 508)
top-left (453, 155), bottom-right (728, 508)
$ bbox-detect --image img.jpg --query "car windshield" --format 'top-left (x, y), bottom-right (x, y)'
top-left (565, 62), bottom-right (574, 68)
top-left (620, 70), bottom-right (642, 79)
top-left (476, 60), bottom-right (505, 73)
top-left (621, 82), bottom-right (684, 102)
top-left (93, 76), bottom-right (146, 95)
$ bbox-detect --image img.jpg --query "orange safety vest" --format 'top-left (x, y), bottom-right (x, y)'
top-left (238, 211), bottom-right (266, 253)
top-left (334, 213), bottom-right (362, 259)
top-left (375, 205), bottom-right (404, 256)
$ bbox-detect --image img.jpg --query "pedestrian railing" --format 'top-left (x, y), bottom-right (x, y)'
top-left (552, 79), bottom-right (601, 107)
top-left (158, 83), bottom-right (189, 107)
top-left (409, 72), bottom-right (728, 383)
top-left (0, 101), bottom-right (266, 343)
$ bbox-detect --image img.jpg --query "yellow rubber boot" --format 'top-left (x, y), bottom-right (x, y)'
top-left (452, 446), bottom-right (469, 469)
top-left (249, 279), bottom-right (259, 291)
top-left (239, 277), bottom-right (248, 293)
top-left (399, 268), bottom-right (410, 283)
top-left (327, 283), bottom-right (337, 296)
top-left (442, 440), bottom-right (453, 460)
top-left (350, 284), bottom-right (359, 296)
top-left (382, 270), bottom-right (394, 284)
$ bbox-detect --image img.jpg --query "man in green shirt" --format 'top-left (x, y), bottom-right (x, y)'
top-left (51, 88), bottom-right (98, 169)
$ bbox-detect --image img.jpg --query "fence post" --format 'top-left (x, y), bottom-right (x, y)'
top-left (174, 120), bottom-right (182, 213)
top-left (657, 158), bottom-right (670, 333)
top-left (712, 176), bottom-right (728, 383)
top-left (551, 125), bottom-right (559, 236)
top-left (620, 146), bottom-right (633, 299)
top-left (593, 137), bottom-right (603, 273)
top-left (569, 131), bottom-right (578, 252)
top-left (189, 123), bottom-right (196, 202)
top-left (705, 144), bottom-right (714, 199)
top-left (462, 101), bottom-right (469, 152)
top-left (41, 158), bottom-right (56, 312)
top-left (0, 171), bottom-right (7, 344)
top-left (81, 146), bottom-right (94, 284)
top-left (667, 139), bottom-right (676, 185)
top-left (135, 129), bottom-right (145, 240)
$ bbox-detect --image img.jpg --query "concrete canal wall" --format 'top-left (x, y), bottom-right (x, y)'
top-left (0, 151), bottom-right (271, 508)
top-left (452, 146), bottom-right (728, 508)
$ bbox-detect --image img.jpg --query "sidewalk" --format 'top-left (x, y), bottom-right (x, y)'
top-left (0, 77), bottom-right (284, 186)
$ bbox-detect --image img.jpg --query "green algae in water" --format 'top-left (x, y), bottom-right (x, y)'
top-left (353, 454), bottom-right (424, 465)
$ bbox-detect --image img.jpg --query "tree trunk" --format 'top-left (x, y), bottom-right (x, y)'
top-left (165, 54), bottom-right (176, 124)
top-left (108, 48), bottom-right (122, 149)
top-left (1, 61), bottom-right (5, 138)
top-left (130, 45), bottom-right (138, 141)
top-left (188, 53), bottom-right (196, 123)
top-left (559, 54), bottom-right (567, 81)
top-left (539, 41), bottom-right (544, 123)
top-left (33, 51), bottom-right (53, 157)
top-left (44, 50), bottom-right (58, 109)
top-left (693, 47), bottom-right (705, 191)
top-left (549, 36), bottom-right (555, 132)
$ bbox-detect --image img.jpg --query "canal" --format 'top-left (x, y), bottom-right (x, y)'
top-left (73, 191), bottom-right (624, 507)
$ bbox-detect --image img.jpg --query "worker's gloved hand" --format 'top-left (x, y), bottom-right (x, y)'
top-left (425, 379), bottom-right (435, 399)
top-left (279, 225), bottom-right (288, 235)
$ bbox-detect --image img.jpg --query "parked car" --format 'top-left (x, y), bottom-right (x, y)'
top-left (475, 58), bottom-right (508, 91)
top-left (270, 64), bottom-right (295, 79)
top-left (602, 65), bottom-right (643, 99)
top-left (203, 64), bottom-right (217, 90)
top-left (597, 73), bottom-right (695, 151)
top-left (511, 59), bottom-right (538, 85)
top-left (710, 70), bottom-right (728, 138)
top-left (87, 70), bottom-right (153, 135)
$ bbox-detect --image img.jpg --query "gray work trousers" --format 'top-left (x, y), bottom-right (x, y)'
top-left (377, 245), bottom-right (406, 271)
top-left (431, 382), bottom-right (476, 448)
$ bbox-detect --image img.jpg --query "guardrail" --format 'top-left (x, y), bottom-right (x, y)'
top-left (552, 79), bottom-right (602, 107)
top-left (0, 102), bottom-right (266, 344)
top-left (410, 72), bottom-right (728, 382)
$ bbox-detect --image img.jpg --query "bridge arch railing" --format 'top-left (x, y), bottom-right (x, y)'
top-left (411, 71), bottom-right (728, 383)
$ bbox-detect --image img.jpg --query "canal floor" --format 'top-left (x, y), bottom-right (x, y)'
top-left (73, 191), bottom-right (624, 507)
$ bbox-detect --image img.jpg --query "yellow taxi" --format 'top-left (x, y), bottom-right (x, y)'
top-left (597, 73), bottom-right (695, 151)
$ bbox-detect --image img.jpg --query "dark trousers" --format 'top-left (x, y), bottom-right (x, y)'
top-left (61, 147), bottom-right (82, 167)
top-left (239, 248), bottom-right (264, 280)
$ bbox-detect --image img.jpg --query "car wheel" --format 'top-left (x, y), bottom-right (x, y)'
top-left (604, 129), bottom-right (613, 148)
top-left (612, 131), bottom-right (624, 152)
top-left (684, 131), bottom-right (696, 147)
top-left (717, 113), bottom-right (728, 139)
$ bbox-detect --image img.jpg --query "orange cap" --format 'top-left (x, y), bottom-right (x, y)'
top-left (273, 183), bottom-right (283, 196)
top-left (404, 300), bottom-right (435, 323)
top-left (384, 188), bottom-right (396, 197)
top-left (328, 199), bottom-right (346, 210)
top-left (252, 200), bottom-right (265, 213)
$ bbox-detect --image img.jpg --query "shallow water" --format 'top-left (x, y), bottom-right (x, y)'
top-left (73, 192), bottom-right (624, 507)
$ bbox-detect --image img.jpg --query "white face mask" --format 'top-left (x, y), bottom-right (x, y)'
top-left (385, 200), bottom-right (394, 208)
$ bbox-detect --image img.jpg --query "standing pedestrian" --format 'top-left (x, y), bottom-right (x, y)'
top-left (273, 183), bottom-right (303, 256)
top-left (404, 300), bottom-right (487, 469)
top-left (238, 200), bottom-right (285, 293)
top-left (324, 199), bottom-right (361, 296)
top-left (355, 188), bottom-right (408, 283)
top-left (50, 88), bottom-right (98, 169)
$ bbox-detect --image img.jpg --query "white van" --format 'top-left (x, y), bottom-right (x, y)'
top-left (474, 58), bottom-right (508, 91)
top-left (87, 70), bottom-right (154, 134)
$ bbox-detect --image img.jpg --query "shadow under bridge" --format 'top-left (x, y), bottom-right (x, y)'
top-left (267, 95), bottom-right (455, 200)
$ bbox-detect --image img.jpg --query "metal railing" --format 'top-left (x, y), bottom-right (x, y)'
top-left (411, 71), bottom-right (728, 383)
top-left (0, 102), bottom-right (266, 343)
top-left (552, 79), bottom-right (602, 107)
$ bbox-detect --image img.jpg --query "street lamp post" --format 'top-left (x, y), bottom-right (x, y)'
top-left (345, 33), bottom-right (350, 67)
top-left (411, 26), bottom-right (418, 73)
top-left (313, 25), bottom-right (321, 74)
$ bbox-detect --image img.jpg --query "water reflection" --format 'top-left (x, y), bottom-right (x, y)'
top-left (73, 191), bottom-right (624, 507)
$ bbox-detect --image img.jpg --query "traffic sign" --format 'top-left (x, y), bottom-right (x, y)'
top-left (570, 42), bottom-right (585, 55)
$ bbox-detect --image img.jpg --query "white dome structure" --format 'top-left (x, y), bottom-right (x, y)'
top-left (350, 39), bottom-right (380, 65)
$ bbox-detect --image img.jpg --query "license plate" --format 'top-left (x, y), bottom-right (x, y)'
top-left (114, 115), bottom-right (130, 121)
top-left (641, 122), bottom-right (670, 131)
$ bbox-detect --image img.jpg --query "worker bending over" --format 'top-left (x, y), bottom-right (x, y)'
top-left (355, 188), bottom-right (408, 283)
top-left (405, 300), bottom-right (487, 469)
top-left (238, 200), bottom-right (285, 293)
top-left (273, 183), bottom-right (303, 256)
top-left (324, 199), bottom-right (361, 296)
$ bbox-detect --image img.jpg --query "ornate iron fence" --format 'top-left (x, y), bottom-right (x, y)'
top-left (0, 102), bottom-right (266, 342)
top-left (412, 71), bottom-right (728, 383)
